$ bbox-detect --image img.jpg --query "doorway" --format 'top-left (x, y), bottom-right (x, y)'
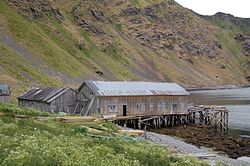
top-left (172, 104), bottom-right (177, 113)
top-left (123, 105), bottom-right (127, 116)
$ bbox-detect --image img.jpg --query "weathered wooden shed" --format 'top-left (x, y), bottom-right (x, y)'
top-left (77, 81), bottom-right (190, 117)
top-left (0, 84), bottom-right (11, 103)
top-left (18, 88), bottom-right (77, 113)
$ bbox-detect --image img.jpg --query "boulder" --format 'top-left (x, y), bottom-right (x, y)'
top-left (186, 58), bottom-right (194, 65)
top-left (220, 65), bottom-right (226, 69)
top-left (234, 33), bottom-right (248, 42)
top-left (122, 7), bottom-right (141, 16)
top-left (143, 7), bottom-right (158, 20)
top-left (74, 16), bottom-right (104, 35)
top-left (242, 43), bottom-right (250, 56)
top-left (91, 10), bottom-right (105, 22)
top-left (75, 41), bottom-right (85, 50)
top-left (95, 70), bottom-right (104, 76)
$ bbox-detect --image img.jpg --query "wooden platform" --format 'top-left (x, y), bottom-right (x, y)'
top-left (103, 105), bottom-right (229, 135)
top-left (189, 105), bottom-right (229, 135)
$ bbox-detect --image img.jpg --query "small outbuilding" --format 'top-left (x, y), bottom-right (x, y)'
top-left (18, 88), bottom-right (77, 113)
top-left (77, 81), bottom-right (190, 117)
top-left (0, 84), bottom-right (11, 103)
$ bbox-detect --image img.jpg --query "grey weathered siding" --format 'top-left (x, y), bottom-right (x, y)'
top-left (78, 85), bottom-right (96, 115)
top-left (50, 89), bottom-right (76, 113)
top-left (0, 96), bottom-right (10, 103)
top-left (18, 100), bottom-right (51, 112)
top-left (18, 89), bottom-right (77, 113)
top-left (89, 95), bottom-right (188, 117)
top-left (74, 92), bottom-right (88, 114)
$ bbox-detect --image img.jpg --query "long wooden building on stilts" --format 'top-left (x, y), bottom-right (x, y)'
top-left (76, 81), bottom-right (190, 129)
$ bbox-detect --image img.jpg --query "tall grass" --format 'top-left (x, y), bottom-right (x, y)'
top-left (0, 104), bottom-right (209, 166)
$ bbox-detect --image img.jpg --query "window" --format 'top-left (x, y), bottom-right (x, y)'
top-left (108, 105), bottom-right (117, 112)
top-left (157, 103), bottom-right (162, 111)
top-left (157, 102), bottom-right (167, 111)
top-left (172, 104), bottom-right (177, 113)
top-left (136, 104), bottom-right (144, 111)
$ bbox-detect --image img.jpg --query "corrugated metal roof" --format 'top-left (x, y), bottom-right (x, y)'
top-left (18, 88), bottom-right (71, 103)
top-left (0, 84), bottom-right (11, 96)
top-left (84, 81), bottom-right (189, 97)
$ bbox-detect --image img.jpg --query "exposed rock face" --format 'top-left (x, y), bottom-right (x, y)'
top-left (143, 7), bottom-right (159, 20)
top-left (122, 7), bottom-right (141, 16)
top-left (235, 33), bottom-right (248, 42)
top-left (74, 16), bottom-right (104, 35)
top-left (120, 3), bottom-right (221, 58)
top-left (234, 33), bottom-right (250, 56)
top-left (242, 43), bottom-right (250, 56)
top-left (91, 10), bottom-right (104, 21)
top-left (71, 1), bottom-right (104, 35)
top-left (9, 0), bottom-right (64, 21)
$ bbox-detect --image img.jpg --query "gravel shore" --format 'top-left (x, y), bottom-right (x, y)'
top-left (144, 132), bottom-right (249, 166)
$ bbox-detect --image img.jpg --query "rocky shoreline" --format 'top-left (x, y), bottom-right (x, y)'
top-left (144, 131), bottom-right (249, 166)
top-left (150, 125), bottom-right (250, 159)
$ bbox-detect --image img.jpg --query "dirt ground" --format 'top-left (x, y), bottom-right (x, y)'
top-left (151, 125), bottom-right (250, 159)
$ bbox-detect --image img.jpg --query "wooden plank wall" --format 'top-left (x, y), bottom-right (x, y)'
top-left (0, 96), bottom-right (10, 103)
top-left (95, 95), bottom-right (188, 117)
top-left (50, 89), bottom-right (76, 113)
top-left (18, 100), bottom-right (51, 112)
top-left (18, 89), bottom-right (77, 113)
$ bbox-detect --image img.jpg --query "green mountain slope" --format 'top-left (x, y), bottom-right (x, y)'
top-left (0, 0), bottom-right (249, 99)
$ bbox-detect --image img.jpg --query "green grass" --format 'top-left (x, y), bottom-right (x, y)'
top-left (0, 104), bottom-right (50, 117)
top-left (0, 1), bottom-right (89, 78)
top-left (0, 43), bottom-right (59, 86)
top-left (0, 104), bottom-right (209, 166)
top-left (129, 0), bottom-right (141, 6)
top-left (216, 31), bottom-right (241, 56)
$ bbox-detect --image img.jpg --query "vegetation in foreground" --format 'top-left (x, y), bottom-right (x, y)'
top-left (0, 104), bottom-right (209, 166)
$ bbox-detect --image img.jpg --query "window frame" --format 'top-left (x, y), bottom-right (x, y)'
top-left (108, 105), bottom-right (117, 113)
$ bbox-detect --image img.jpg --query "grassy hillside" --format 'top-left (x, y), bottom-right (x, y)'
top-left (0, 103), bottom-right (210, 165)
top-left (0, 0), bottom-right (249, 101)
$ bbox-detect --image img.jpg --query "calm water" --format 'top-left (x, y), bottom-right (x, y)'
top-left (189, 88), bottom-right (250, 135)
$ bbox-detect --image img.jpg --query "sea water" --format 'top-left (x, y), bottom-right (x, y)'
top-left (189, 88), bottom-right (250, 135)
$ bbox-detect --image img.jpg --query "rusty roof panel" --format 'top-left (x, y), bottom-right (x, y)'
top-left (85, 81), bottom-right (189, 97)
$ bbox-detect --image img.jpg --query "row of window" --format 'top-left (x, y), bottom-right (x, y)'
top-left (108, 103), bottom-right (178, 113)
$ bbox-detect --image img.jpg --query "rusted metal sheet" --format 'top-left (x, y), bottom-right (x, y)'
top-left (83, 81), bottom-right (189, 97)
